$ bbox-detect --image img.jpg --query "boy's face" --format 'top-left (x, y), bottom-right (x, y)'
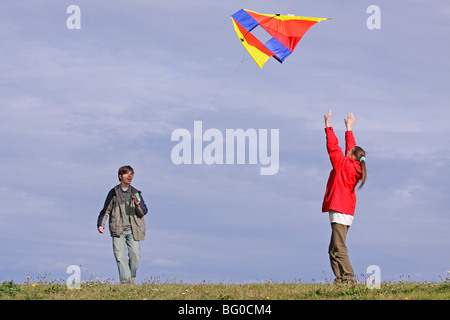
top-left (120, 170), bottom-right (134, 184)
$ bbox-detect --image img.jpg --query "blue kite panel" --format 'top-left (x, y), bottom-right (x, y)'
top-left (232, 9), bottom-right (259, 32)
top-left (264, 37), bottom-right (292, 63)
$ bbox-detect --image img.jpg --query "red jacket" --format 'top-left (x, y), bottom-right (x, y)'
top-left (322, 127), bottom-right (362, 216)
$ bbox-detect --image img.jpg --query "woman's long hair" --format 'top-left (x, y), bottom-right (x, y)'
top-left (352, 146), bottom-right (367, 189)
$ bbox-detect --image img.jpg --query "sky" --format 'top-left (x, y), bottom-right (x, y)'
top-left (1, 0), bottom-right (449, 285)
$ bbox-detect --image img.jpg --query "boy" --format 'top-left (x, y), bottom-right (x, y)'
top-left (97, 165), bottom-right (149, 283)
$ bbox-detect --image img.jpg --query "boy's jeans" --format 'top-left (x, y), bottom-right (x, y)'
top-left (112, 229), bottom-right (141, 283)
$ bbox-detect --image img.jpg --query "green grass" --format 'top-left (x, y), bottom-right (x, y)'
top-left (1, 279), bottom-right (448, 300)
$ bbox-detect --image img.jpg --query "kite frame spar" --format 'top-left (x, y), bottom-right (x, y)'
top-left (231, 9), bottom-right (331, 68)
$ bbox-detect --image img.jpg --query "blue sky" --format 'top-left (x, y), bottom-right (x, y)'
top-left (1, 0), bottom-right (449, 284)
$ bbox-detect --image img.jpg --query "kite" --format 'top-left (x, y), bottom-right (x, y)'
top-left (231, 9), bottom-right (331, 68)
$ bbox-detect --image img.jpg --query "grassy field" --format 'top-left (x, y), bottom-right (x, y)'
top-left (0, 279), bottom-right (448, 300)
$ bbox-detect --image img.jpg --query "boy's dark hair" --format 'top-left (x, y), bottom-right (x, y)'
top-left (118, 165), bottom-right (134, 181)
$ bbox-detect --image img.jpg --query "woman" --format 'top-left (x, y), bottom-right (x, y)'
top-left (322, 110), bottom-right (367, 284)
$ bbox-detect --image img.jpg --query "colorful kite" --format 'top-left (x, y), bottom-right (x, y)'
top-left (231, 9), bottom-right (331, 68)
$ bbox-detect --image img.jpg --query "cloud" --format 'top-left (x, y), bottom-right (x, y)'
top-left (149, 258), bottom-right (182, 268)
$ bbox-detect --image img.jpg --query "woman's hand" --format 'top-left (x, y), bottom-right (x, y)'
top-left (344, 112), bottom-right (355, 131)
top-left (324, 110), bottom-right (331, 128)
